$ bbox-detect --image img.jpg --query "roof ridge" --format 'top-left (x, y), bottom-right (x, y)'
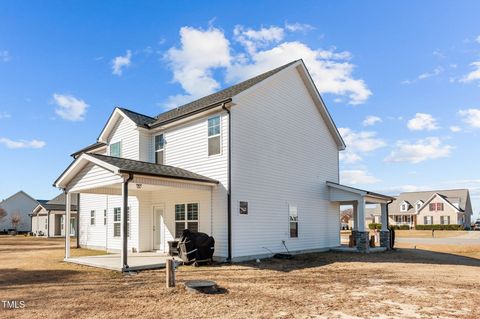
top-left (399, 188), bottom-right (468, 194)
top-left (118, 107), bottom-right (156, 120)
top-left (153, 59), bottom-right (301, 120)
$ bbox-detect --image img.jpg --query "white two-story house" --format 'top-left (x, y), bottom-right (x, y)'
top-left (54, 60), bottom-right (393, 270)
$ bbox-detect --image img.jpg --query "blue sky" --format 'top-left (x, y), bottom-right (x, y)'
top-left (1, 1), bottom-right (480, 214)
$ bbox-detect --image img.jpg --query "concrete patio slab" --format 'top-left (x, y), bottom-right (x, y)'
top-left (66, 252), bottom-right (170, 271)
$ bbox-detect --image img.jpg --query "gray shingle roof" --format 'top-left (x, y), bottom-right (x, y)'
top-left (149, 60), bottom-right (300, 127)
top-left (71, 142), bottom-right (107, 157)
top-left (89, 154), bottom-right (218, 184)
top-left (118, 108), bottom-right (156, 127)
top-left (388, 189), bottom-right (471, 215)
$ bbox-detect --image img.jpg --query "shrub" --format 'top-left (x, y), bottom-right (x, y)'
top-left (415, 224), bottom-right (464, 231)
top-left (368, 223), bottom-right (382, 230)
top-left (390, 225), bottom-right (411, 230)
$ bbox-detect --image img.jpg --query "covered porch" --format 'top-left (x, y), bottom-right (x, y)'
top-left (55, 153), bottom-right (219, 272)
top-left (327, 181), bottom-right (395, 252)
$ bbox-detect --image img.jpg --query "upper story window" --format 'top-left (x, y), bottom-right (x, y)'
top-left (154, 134), bottom-right (165, 165)
top-left (429, 203), bottom-right (444, 211)
top-left (208, 116), bottom-right (221, 156)
top-left (401, 203), bottom-right (408, 211)
top-left (110, 141), bottom-right (121, 158)
top-left (416, 202), bottom-right (423, 210)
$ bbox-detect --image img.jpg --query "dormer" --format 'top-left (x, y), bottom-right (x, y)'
top-left (400, 201), bottom-right (411, 212)
top-left (414, 200), bottom-right (424, 211)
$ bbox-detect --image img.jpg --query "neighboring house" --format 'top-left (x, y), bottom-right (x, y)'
top-left (31, 193), bottom-right (78, 237)
top-left (54, 60), bottom-right (393, 268)
top-left (0, 191), bottom-right (45, 232)
top-left (369, 189), bottom-right (473, 229)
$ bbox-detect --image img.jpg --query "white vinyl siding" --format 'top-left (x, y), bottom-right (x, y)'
top-left (230, 66), bottom-right (340, 259)
top-left (107, 116), bottom-right (140, 160)
top-left (144, 113), bottom-right (228, 256)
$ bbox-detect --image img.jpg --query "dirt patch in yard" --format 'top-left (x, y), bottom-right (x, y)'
top-left (1, 236), bottom-right (480, 318)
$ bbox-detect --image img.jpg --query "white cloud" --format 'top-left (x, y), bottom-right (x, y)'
top-left (53, 93), bottom-right (88, 121)
top-left (234, 25), bottom-right (284, 54)
top-left (163, 26), bottom-right (231, 109)
top-left (362, 115), bottom-right (382, 126)
top-left (449, 126), bottom-right (461, 132)
top-left (227, 40), bottom-right (371, 105)
top-left (460, 62), bottom-right (480, 83)
top-left (0, 111), bottom-right (11, 119)
top-left (162, 24), bottom-right (372, 108)
top-left (284, 22), bottom-right (315, 33)
top-left (476, 35), bottom-right (480, 44)
top-left (340, 169), bottom-right (380, 185)
top-left (407, 113), bottom-right (439, 131)
top-left (0, 50), bottom-right (10, 62)
top-left (338, 128), bottom-right (386, 164)
top-left (339, 152), bottom-right (362, 164)
top-left (459, 108), bottom-right (480, 128)
top-left (385, 137), bottom-right (452, 164)
top-left (111, 50), bottom-right (132, 76)
top-left (0, 138), bottom-right (46, 149)
top-left (402, 66), bottom-right (443, 84)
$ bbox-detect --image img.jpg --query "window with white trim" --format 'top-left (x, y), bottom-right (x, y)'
top-left (401, 203), bottom-right (408, 212)
top-left (207, 116), bottom-right (221, 156)
top-left (440, 216), bottom-right (450, 225)
top-left (289, 205), bottom-right (298, 238)
top-left (103, 209), bottom-right (107, 226)
top-left (44, 218), bottom-right (48, 230)
top-left (110, 141), bottom-right (121, 157)
top-left (424, 216), bottom-right (433, 225)
top-left (113, 207), bottom-right (130, 237)
top-left (239, 201), bottom-right (248, 215)
top-left (90, 210), bottom-right (95, 225)
top-left (416, 202), bottom-right (422, 210)
top-left (154, 134), bottom-right (165, 165)
top-left (175, 203), bottom-right (198, 238)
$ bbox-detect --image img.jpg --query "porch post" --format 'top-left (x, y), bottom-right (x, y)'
top-left (121, 176), bottom-right (131, 271)
top-left (379, 203), bottom-right (391, 249)
top-left (355, 197), bottom-right (369, 252)
top-left (64, 191), bottom-right (71, 259)
top-left (380, 203), bottom-right (388, 231)
top-left (352, 201), bottom-right (358, 231)
top-left (357, 198), bottom-right (366, 231)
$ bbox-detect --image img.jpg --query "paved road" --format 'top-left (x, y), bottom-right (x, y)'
top-left (396, 231), bottom-right (480, 245)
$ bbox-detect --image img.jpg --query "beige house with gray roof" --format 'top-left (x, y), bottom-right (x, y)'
top-left (369, 189), bottom-right (472, 229)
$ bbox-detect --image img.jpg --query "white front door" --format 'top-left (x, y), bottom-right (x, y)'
top-left (153, 206), bottom-right (164, 251)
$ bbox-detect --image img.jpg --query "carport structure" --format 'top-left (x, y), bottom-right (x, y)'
top-left (327, 181), bottom-right (395, 252)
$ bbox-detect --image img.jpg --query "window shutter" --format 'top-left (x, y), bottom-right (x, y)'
top-left (424, 216), bottom-right (427, 224)
top-left (440, 216), bottom-right (444, 225)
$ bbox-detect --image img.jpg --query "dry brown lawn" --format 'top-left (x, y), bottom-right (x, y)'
top-left (1, 236), bottom-right (480, 318)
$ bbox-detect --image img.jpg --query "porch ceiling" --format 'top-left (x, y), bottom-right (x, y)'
top-left (326, 181), bottom-right (395, 204)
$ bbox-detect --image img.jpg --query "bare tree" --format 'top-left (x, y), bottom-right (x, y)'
top-left (340, 208), bottom-right (353, 224)
top-left (10, 212), bottom-right (22, 231)
top-left (0, 207), bottom-right (7, 224)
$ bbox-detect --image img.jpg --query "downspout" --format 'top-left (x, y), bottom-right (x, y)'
top-left (386, 199), bottom-right (394, 249)
top-left (222, 103), bottom-right (232, 262)
top-left (122, 173), bottom-right (134, 271)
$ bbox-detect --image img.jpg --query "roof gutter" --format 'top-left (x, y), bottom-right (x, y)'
top-left (222, 103), bottom-right (233, 262)
top-left (149, 99), bottom-right (232, 129)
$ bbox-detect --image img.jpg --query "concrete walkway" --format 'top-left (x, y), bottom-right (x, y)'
top-left (67, 252), bottom-right (170, 271)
